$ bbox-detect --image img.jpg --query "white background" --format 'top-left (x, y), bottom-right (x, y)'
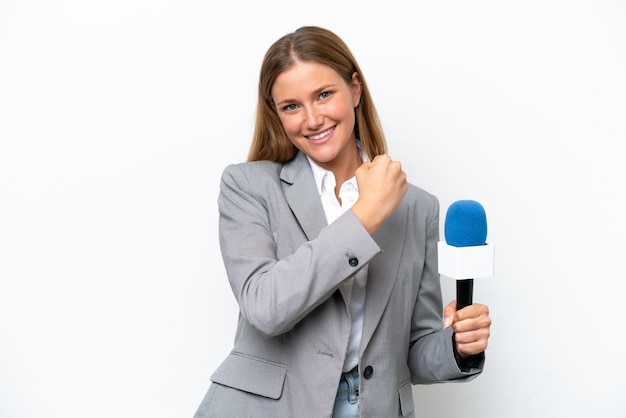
top-left (1, 1), bottom-right (625, 417)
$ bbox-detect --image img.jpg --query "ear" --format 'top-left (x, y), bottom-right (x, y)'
top-left (351, 72), bottom-right (362, 107)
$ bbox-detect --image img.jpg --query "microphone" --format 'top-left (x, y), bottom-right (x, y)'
top-left (438, 200), bottom-right (495, 310)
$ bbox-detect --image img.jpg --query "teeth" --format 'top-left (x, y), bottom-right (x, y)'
top-left (308, 128), bottom-right (333, 140)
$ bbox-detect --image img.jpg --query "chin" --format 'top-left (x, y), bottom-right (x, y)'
top-left (309, 150), bottom-right (338, 164)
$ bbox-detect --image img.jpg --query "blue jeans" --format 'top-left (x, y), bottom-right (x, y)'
top-left (332, 367), bottom-right (360, 418)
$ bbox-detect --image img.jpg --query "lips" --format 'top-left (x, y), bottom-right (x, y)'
top-left (306, 126), bottom-right (335, 141)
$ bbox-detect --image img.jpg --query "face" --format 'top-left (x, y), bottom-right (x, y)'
top-left (271, 61), bottom-right (362, 174)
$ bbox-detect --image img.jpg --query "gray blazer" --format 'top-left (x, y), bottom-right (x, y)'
top-left (194, 151), bottom-right (483, 418)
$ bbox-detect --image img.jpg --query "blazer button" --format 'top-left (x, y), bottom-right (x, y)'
top-left (363, 365), bottom-right (374, 379)
top-left (348, 257), bottom-right (359, 267)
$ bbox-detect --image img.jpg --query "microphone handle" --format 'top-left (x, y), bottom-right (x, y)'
top-left (456, 278), bottom-right (474, 309)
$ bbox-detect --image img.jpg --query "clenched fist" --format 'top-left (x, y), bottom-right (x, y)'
top-left (351, 154), bottom-right (408, 235)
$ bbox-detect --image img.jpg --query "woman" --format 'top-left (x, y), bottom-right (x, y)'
top-left (194, 26), bottom-right (491, 418)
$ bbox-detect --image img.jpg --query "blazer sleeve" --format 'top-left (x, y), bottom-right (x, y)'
top-left (406, 193), bottom-right (484, 383)
top-left (217, 163), bottom-right (381, 338)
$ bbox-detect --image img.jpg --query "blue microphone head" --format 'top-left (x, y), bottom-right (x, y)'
top-left (444, 200), bottom-right (487, 247)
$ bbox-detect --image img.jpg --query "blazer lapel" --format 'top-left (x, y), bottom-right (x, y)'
top-left (280, 152), bottom-right (328, 242)
top-left (360, 203), bottom-right (409, 353)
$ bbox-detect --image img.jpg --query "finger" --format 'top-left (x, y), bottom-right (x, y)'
top-left (454, 325), bottom-right (490, 344)
top-left (454, 303), bottom-right (490, 322)
top-left (456, 338), bottom-right (489, 357)
top-left (452, 313), bottom-right (490, 337)
top-left (371, 154), bottom-right (390, 164)
top-left (453, 313), bottom-right (492, 335)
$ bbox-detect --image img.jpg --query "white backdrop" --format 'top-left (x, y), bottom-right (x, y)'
top-left (1, 1), bottom-right (625, 417)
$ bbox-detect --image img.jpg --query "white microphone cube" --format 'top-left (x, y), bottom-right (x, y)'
top-left (437, 241), bottom-right (495, 279)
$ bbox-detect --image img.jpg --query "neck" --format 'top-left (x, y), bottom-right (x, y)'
top-left (322, 141), bottom-right (362, 187)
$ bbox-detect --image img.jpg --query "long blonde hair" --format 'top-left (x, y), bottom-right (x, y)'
top-left (247, 26), bottom-right (387, 162)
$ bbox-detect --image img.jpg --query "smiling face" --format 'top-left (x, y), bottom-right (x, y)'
top-left (271, 61), bottom-right (362, 176)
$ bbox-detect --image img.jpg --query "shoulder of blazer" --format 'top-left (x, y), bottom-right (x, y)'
top-left (220, 152), bottom-right (310, 186)
top-left (222, 159), bottom-right (282, 183)
top-left (405, 183), bottom-right (439, 216)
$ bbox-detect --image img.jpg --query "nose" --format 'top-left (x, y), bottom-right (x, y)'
top-left (303, 105), bottom-right (323, 129)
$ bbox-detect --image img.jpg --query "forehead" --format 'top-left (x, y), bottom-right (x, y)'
top-left (272, 61), bottom-right (346, 99)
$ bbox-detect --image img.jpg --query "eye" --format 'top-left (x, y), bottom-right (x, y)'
top-left (282, 103), bottom-right (298, 112)
top-left (319, 91), bottom-right (332, 100)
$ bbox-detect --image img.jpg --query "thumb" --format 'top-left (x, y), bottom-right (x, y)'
top-left (443, 300), bottom-right (457, 328)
